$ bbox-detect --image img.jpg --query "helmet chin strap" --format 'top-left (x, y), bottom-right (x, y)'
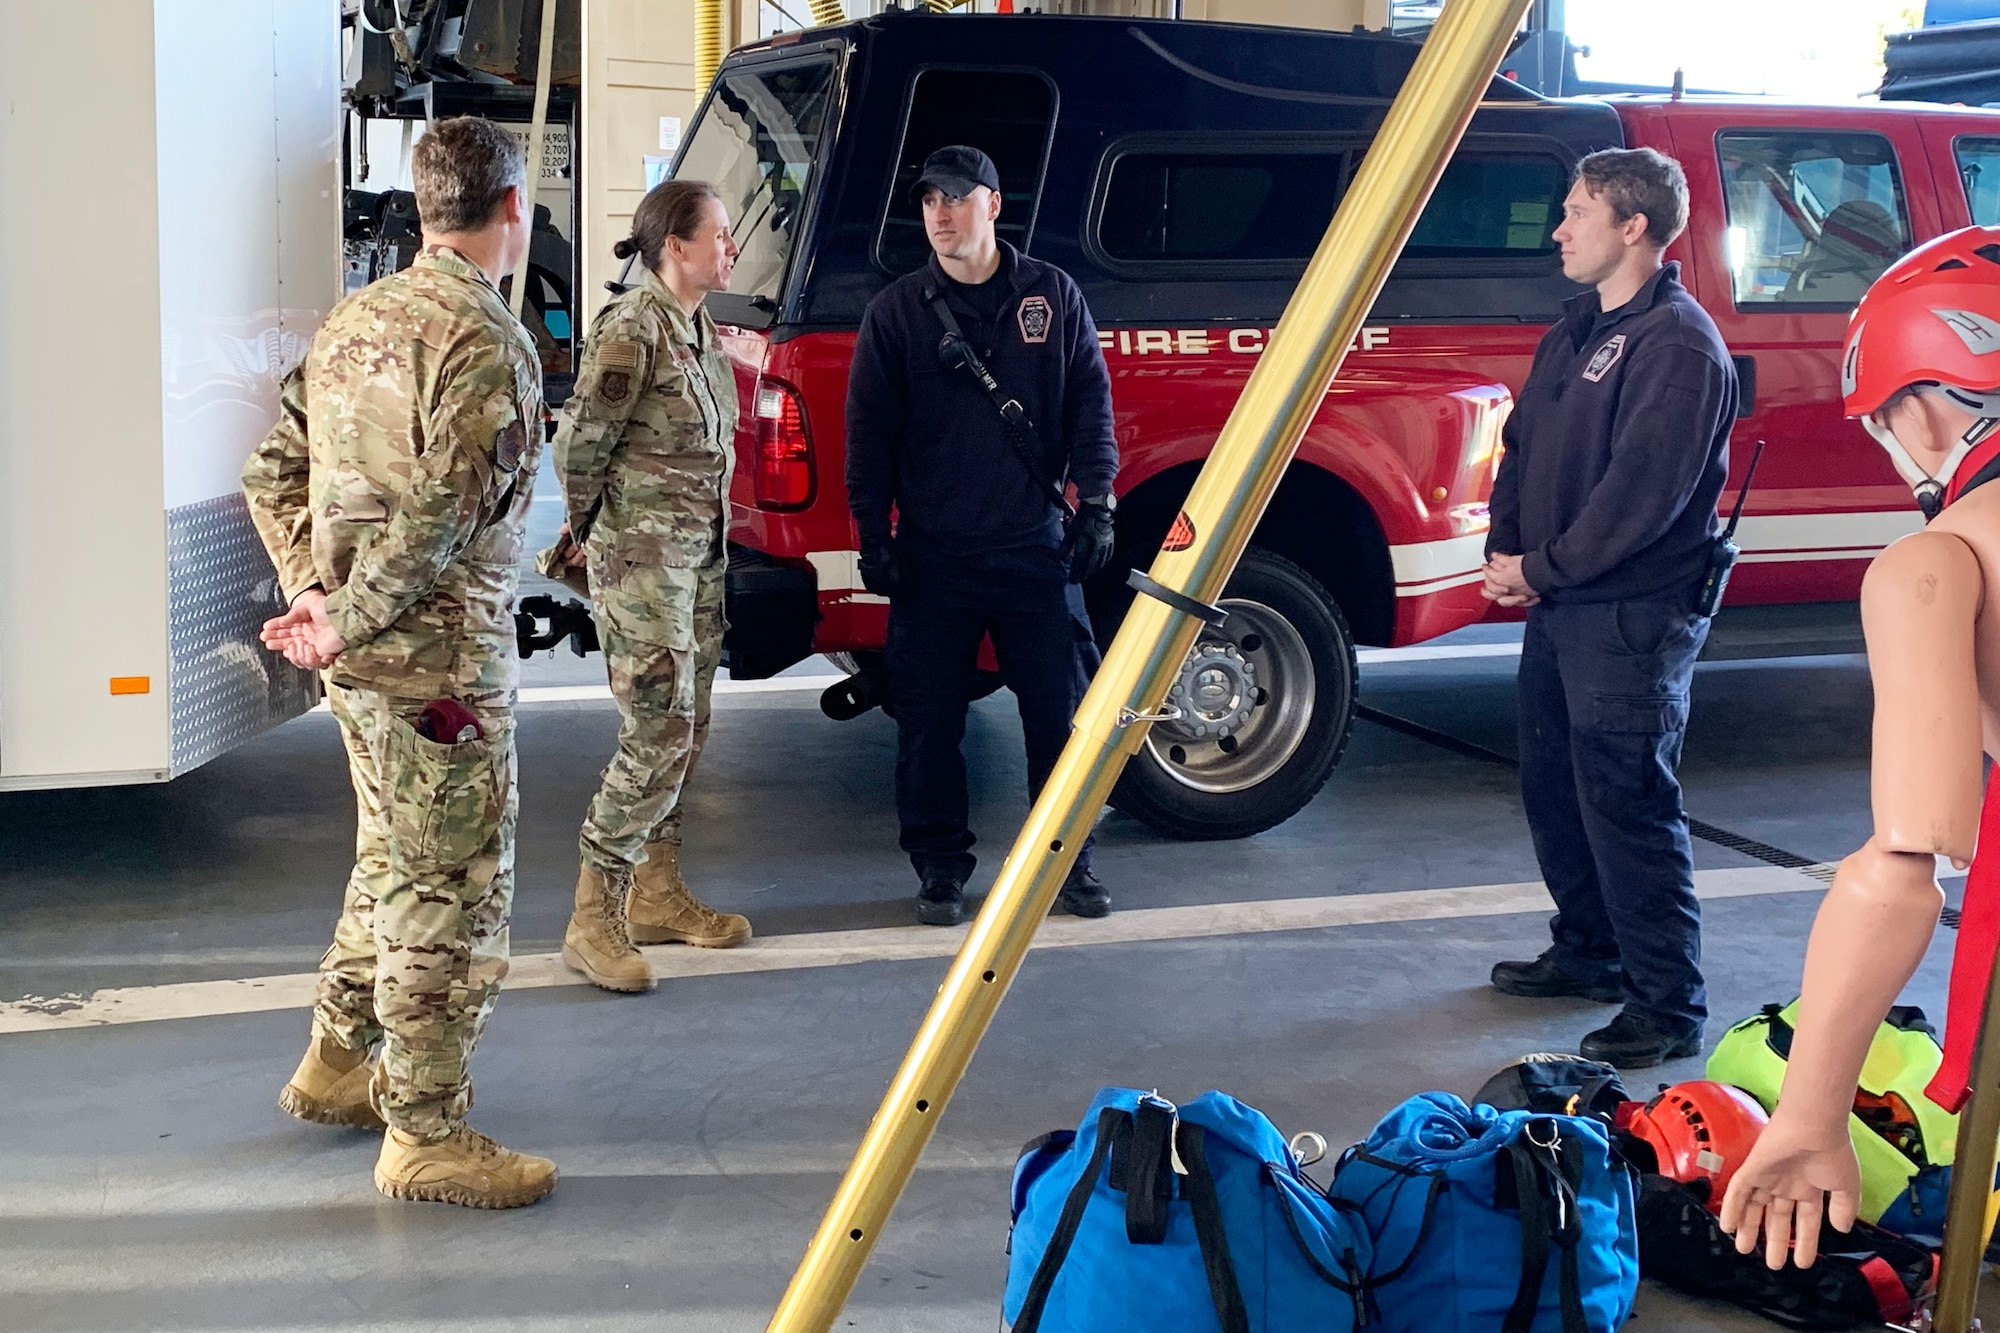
top-left (1862, 385), bottom-right (2000, 522)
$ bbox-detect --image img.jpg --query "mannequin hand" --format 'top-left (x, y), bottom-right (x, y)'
top-left (1717, 1114), bottom-right (1861, 1269)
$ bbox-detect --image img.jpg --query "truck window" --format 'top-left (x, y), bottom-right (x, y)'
top-left (1092, 146), bottom-right (1564, 274)
top-left (676, 55), bottom-right (838, 324)
top-left (1955, 137), bottom-right (2000, 226)
top-left (1099, 151), bottom-right (1349, 263)
top-left (1405, 154), bottom-right (1565, 260)
top-left (876, 68), bottom-right (1057, 276)
top-left (1716, 130), bottom-right (1911, 310)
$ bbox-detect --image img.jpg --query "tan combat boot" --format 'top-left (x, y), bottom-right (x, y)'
top-left (628, 842), bottom-right (752, 948)
top-left (277, 1033), bottom-right (385, 1128)
top-left (374, 1124), bottom-right (558, 1209)
top-left (562, 860), bottom-right (656, 992)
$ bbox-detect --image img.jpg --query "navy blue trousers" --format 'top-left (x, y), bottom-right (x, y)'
top-left (886, 548), bottom-right (1094, 883)
top-left (1518, 596), bottom-right (1709, 1038)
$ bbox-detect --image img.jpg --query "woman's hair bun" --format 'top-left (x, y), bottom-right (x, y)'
top-left (612, 236), bottom-right (640, 260)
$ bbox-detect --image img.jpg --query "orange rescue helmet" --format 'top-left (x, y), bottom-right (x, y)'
top-left (1628, 1080), bottom-right (1770, 1209)
top-left (1841, 226), bottom-right (2000, 517)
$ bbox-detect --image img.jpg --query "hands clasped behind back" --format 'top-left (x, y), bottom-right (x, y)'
top-left (261, 587), bottom-right (347, 670)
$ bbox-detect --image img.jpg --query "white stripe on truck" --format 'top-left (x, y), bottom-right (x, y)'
top-left (804, 510), bottom-right (1921, 602)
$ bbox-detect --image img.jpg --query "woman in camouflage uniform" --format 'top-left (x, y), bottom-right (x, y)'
top-left (552, 179), bottom-right (752, 993)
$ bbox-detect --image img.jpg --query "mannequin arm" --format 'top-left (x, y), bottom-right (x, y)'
top-left (1778, 529), bottom-right (1981, 1129)
top-left (1720, 530), bottom-right (1980, 1266)
top-left (1865, 530), bottom-right (1985, 859)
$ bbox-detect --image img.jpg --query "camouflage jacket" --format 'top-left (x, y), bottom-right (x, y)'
top-left (553, 267), bottom-right (738, 567)
top-left (242, 246), bottom-right (544, 700)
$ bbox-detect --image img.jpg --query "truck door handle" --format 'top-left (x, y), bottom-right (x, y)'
top-left (1732, 355), bottom-right (1757, 418)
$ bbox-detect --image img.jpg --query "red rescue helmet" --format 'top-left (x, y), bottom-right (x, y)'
top-left (1628, 1080), bottom-right (1769, 1209)
top-left (1842, 226), bottom-right (2000, 517)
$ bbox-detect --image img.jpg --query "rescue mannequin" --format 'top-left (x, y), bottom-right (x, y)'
top-left (1719, 226), bottom-right (2000, 1279)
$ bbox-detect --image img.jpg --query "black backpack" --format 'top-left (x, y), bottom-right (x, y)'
top-left (1635, 1173), bottom-right (1934, 1329)
top-left (1473, 1054), bottom-right (1630, 1123)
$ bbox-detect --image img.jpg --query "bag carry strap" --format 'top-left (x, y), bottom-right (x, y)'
top-left (922, 284), bottom-right (1075, 520)
top-left (1013, 1107), bottom-right (1121, 1333)
top-left (1502, 1120), bottom-right (1590, 1333)
top-left (1123, 1097), bottom-right (1176, 1244)
top-left (1348, 1153), bottom-right (1449, 1288)
top-left (1178, 1125), bottom-right (1252, 1333)
top-left (1857, 1254), bottom-right (1915, 1320)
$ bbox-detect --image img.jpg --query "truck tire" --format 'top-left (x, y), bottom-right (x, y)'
top-left (1110, 547), bottom-right (1358, 841)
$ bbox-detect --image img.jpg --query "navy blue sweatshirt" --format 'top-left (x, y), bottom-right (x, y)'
top-left (1487, 262), bottom-right (1736, 604)
top-left (845, 242), bottom-right (1118, 554)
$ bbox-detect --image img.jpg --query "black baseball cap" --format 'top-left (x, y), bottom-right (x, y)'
top-left (911, 145), bottom-right (1000, 202)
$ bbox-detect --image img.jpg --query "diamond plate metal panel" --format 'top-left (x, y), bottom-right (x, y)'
top-left (168, 494), bottom-right (318, 774)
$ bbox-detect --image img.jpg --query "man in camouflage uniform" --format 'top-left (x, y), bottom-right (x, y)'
top-left (243, 117), bottom-right (557, 1208)
top-left (550, 180), bottom-right (752, 994)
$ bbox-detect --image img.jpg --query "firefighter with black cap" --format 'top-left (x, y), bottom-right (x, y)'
top-left (845, 144), bottom-right (1120, 926)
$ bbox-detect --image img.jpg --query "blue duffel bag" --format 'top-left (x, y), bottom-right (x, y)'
top-left (1329, 1092), bottom-right (1639, 1332)
top-left (1003, 1088), bottom-right (1370, 1332)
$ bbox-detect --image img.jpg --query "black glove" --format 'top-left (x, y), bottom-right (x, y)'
top-left (858, 537), bottom-right (914, 598)
top-left (1064, 495), bottom-right (1117, 585)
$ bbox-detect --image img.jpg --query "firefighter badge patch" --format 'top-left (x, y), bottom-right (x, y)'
top-left (1581, 334), bottom-right (1627, 383)
top-left (1017, 295), bottom-right (1052, 344)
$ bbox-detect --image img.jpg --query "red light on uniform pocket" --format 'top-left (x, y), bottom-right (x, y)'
top-left (752, 378), bottom-right (814, 510)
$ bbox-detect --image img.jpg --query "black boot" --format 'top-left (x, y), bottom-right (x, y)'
top-left (914, 873), bottom-right (966, 927)
top-left (1490, 951), bottom-right (1622, 1003)
top-left (1055, 865), bottom-right (1112, 919)
top-left (1579, 1010), bottom-right (1702, 1070)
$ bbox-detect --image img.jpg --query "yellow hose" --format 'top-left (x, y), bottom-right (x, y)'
top-left (695, 0), bottom-right (723, 92)
top-left (809, 0), bottom-right (846, 24)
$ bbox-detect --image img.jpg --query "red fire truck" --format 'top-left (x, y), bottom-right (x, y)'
top-left (682, 11), bottom-right (2000, 840)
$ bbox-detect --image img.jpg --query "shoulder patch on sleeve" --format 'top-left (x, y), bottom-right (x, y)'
top-left (493, 418), bottom-right (528, 472)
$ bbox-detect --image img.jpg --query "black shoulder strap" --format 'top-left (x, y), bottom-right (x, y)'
top-left (1012, 1107), bottom-right (1121, 1333)
top-left (1502, 1120), bottom-right (1590, 1333)
top-left (1179, 1126), bottom-right (1252, 1333)
top-left (922, 283), bottom-right (1073, 519)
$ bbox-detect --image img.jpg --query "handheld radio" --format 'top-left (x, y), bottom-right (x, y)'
top-left (1695, 438), bottom-right (1766, 619)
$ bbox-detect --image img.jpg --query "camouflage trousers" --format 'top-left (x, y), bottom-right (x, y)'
top-left (317, 682), bottom-right (517, 1140)
top-left (579, 556), bottom-right (724, 871)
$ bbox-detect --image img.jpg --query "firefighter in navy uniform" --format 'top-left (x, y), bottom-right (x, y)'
top-left (845, 145), bottom-right (1119, 926)
top-left (1483, 148), bottom-right (1738, 1070)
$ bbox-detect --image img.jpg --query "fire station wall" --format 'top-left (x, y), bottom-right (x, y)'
top-left (0, 0), bottom-right (174, 785)
top-left (580, 0), bottom-right (759, 321)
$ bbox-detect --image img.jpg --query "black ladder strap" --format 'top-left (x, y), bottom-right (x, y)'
top-left (1012, 1107), bottom-right (1121, 1333)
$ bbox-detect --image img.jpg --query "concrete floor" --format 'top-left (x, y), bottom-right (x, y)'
top-left (0, 479), bottom-right (1980, 1331)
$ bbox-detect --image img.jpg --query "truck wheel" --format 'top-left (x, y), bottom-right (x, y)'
top-left (1110, 547), bottom-right (1358, 841)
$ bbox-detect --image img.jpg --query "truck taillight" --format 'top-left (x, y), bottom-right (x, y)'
top-left (752, 378), bottom-right (814, 510)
